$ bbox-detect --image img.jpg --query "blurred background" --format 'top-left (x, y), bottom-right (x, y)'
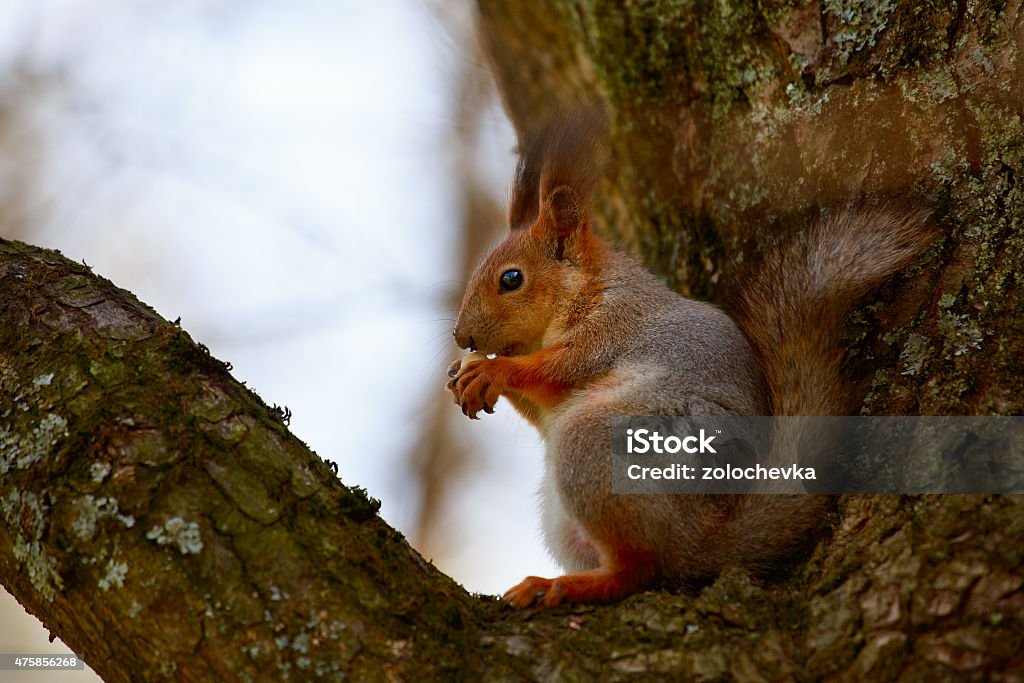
top-left (0, 1), bottom-right (559, 679)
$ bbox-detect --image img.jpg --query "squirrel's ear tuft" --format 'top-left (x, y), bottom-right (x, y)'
top-left (508, 137), bottom-right (543, 231)
top-left (508, 103), bottom-right (608, 232)
top-left (543, 186), bottom-right (585, 236)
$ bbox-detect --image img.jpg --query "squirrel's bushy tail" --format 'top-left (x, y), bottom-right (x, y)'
top-left (720, 205), bottom-right (935, 576)
top-left (733, 204), bottom-right (936, 417)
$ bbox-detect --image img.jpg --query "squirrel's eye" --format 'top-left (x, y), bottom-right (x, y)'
top-left (499, 269), bottom-right (523, 292)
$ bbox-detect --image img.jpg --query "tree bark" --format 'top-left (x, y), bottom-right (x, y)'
top-left (2, 1), bottom-right (1024, 680)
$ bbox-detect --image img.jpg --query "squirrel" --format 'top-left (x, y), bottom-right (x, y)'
top-left (446, 106), bottom-right (936, 608)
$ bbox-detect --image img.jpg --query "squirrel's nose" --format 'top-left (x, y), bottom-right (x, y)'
top-left (453, 326), bottom-right (475, 351)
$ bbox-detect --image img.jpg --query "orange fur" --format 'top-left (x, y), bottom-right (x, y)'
top-left (504, 546), bottom-right (657, 608)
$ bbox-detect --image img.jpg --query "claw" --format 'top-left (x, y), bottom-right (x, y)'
top-left (448, 356), bottom-right (505, 421)
top-left (504, 576), bottom-right (557, 608)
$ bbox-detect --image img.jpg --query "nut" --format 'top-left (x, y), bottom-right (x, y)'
top-left (447, 351), bottom-right (486, 379)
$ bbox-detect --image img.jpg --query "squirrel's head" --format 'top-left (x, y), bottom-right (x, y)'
top-left (453, 188), bottom-right (605, 356)
top-left (454, 106), bottom-right (608, 357)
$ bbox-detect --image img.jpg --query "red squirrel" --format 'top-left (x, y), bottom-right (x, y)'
top-left (446, 107), bottom-right (935, 608)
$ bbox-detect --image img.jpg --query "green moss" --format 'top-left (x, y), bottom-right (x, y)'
top-left (336, 485), bottom-right (382, 523)
top-left (192, 384), bottom-right (236, 423)
top-left (204, 459), bottom-right (282, 525)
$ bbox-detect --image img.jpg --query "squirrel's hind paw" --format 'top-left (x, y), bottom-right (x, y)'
top-left (503, 576), bottom-right (560, 608)
top-left (503, 563), bottom-right (655, 608)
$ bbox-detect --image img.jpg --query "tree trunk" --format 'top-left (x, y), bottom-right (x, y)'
top-left (479, 1), bottom-right (1024, 417)
top-left (2, 1), bottom-right (1024, 680)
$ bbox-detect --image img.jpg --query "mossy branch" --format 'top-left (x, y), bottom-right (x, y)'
top-left (0, 240), bottom-right (484, 680)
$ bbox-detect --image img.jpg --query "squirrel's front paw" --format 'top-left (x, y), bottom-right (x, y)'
top-left (447, 358), bottom-right (506, 419)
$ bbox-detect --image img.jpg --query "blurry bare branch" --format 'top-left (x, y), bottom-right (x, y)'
top-left (408, 0), bottom-right (505, 560)
top-left (0, 70), bottom-right (54, 241)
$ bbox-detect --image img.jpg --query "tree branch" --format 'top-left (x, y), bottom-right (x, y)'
top-left (0, 240), bottom-right (483, 680)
